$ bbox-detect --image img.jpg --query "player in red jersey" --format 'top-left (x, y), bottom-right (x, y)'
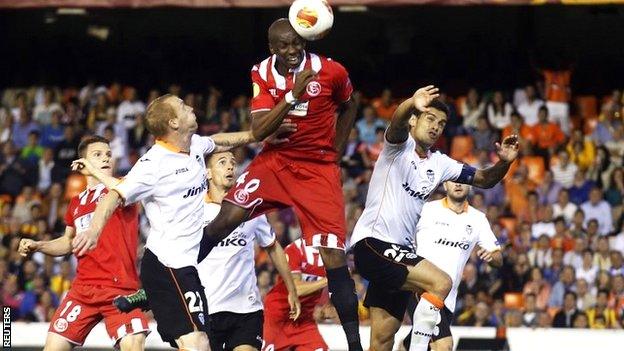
top-left (18, 135), bottom-right (149, 351)
top-left (263, 238), bottom-right (329, 351)
top-left (200, 18), bottom-right (362, 351)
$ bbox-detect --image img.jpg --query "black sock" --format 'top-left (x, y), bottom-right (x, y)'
top-left (197, 231), bottom-right (220, 263)
top-left (326, 265), bottom-right (362, 351)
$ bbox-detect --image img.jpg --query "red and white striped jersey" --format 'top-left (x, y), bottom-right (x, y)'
top-left (251, 51), bottom-right (353, 162)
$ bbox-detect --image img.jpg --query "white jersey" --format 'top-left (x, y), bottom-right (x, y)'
top-left (416, 199), bottom-right (500, 312)
top-left (198, 202), bottom-right (275, 314)
top-left (351, 134), bottom-right (468, 248)
top-left (114, 134), bottom-right (215, 269)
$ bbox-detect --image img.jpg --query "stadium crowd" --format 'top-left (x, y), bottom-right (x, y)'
top-left (1, 74), bottom-right (624, 332)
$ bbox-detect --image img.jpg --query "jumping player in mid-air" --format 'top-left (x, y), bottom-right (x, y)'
top-left (350, 85), bottom-right (518, 351)
top-left (198, 18), bottom-right (363, 351)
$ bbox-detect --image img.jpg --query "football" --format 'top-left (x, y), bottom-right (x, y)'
top-left (288, 0), bottom-right (334, 41)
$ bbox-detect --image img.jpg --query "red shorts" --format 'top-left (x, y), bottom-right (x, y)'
top-left (263, 317), bottom-right (328, 351)
top-left (224, 151), bottom-right (346, 249)
top-left (48, 284), bottom-right (150, 346)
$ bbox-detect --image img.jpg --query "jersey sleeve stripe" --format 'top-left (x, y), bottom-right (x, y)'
top-left (250, 108), bottom-right (271, 114)
top-left (259, 57), bottom-right (270, 81)
top-left (262, 239), bottom-right (277, 249)
top-left (310, 53), bottom-right (322, 73)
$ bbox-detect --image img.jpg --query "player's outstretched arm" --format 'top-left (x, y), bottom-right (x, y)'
top-left (334, 97), bottom-right (358, 158)
top-left (266, 242), bottom-right (302, 321)
top-left (472, 135), bottom-right (520, 189)
top-left (72, 190), bottom-right (122, 256)
top-left (71, 158), bottom-right (120, 190)
top-left (210, 131), bottom-right (257, 152)
top-left (251, 69), bottom-right (316, 141)
top-left (386, 85), bottom-right (439, 144)
top-left (18, 226), bottom-right (76, 257)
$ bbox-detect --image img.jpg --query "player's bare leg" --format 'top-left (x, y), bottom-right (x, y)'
top-left (118, 332), bottom-right (147, 351)
top-left (232, 345), bottom-right (257, 351)
top-left (176, 331), bottom-right (210, 351)
top-left (319, 247), bottom-right (363, 351)
top-left (199, 201), bottom-right (251, 261)
top-left (368, 307), bottom-right (402, 351)
top-left (43, 333), bottom-right (74, 351)
top-left (429, 337), bottom-right (452, 351)
top-left (402, 260), bottom-right (451, 351)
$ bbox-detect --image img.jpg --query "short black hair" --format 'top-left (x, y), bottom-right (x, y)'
top-left (375, 127), bottom-right (386, 134)
top-left (422, 99), bottom-right (450, 116)
top-left (539, 105), bottom-right (549, 115)
top-left (77, 135), bottom-right (110, 158)
top-left (564, 290), bottom-right (577, 300)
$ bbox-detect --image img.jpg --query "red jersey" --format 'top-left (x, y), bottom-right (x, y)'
top-left (250, 52), bottom-right (353, 162)
top-left (64, 183), bottom-right (140, 290)
top-left (264, 238), bottom-right (326, 323)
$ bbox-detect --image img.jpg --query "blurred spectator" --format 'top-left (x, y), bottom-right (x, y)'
top-left (568, 171), bottom-right (594, 205)
top-left (371, 88), bottom-right (398, 121)
top-left (0, 142), bottom-right (27, 197)
top-left (586, 289), bottom-right (621, 328)
top-left (117, 87), bottom-right (145, 131)
top-left (551, 150), bottom-right (578, 188)
top-left (549, 265), bottom-right (576, 308)
top-left (506, 165), bottom-right (537, 217)
top-left (37, 148), bottom-right (54, 192)
top-left (19, 131), bottom-right (43, 166)
top-left (528, 234), bottom-right (552, 267)
top-left (1, 274), bottom-right (22, 310)
top-left (486, 91), bottom-right (513, 130)
top-left (103, 125), bottom-right (129, 172)
top-left (522, 293), bottom-right (540, 327)
top-left (592, 106), bottom-right (619, 146)
top-left (567, 130), bottom-right (596, 172)
top-left (611, 224), bottom-right (624, 253)
top-left (532, 207), bottom-right (556, 239)
top-left (593, 237), bottom-right (612, 271)
top-left (553, 291), bottom-right (580, 328)
top-left (536, 171), bottom-right (562, 206)
top-left (605, 125), bottom-right (624, 165)
top-left (552, 189), bottom-right (578, 224)
top-left (564, 237), bottom-right (587, 270)
top-left (40, 111), bottom-right (64, 149)
top-left (517, 85), bottom-right (544, 126)
top-left (461, 88), bottom-right (485, 131)
top-left (127, 113), bottom-right (149, 154)
top-left (0, 109), bottom-right (12, 144)
top-left (340, 128), bottom-right (366, 179)
top-left (573, 312), bottom-right (589, 328)
top-left (523, 267), bottom-right (551, 309)
top-left (569, 209), bottom-right (586, 237)
top-left (10, 92), bottom-right (28, 122)
top-left (359, 127), bottom-right (385, 168)
top-left (11, 108), bottom-right (39, 149)
top-left (576, 278), bottom-right (596, 311)
top-left (610, 251), bottom-right (623, 276)
top-left (471, 117), bottom-right (497, 152)
top-left (12, 186), bottom-right (39, 224)
top-left (51, 126), bottom-right (79, 182)
top-left (577, 249), bottom-right (598, 285)
top-left (33, 88), bottom-right (62, 125)
top-left (355, 106), bottom-right (386, 145)
top-left (505, 309), bottom-right (523, 327)
top-left (468, 302), bottom-right (494, 327)
top-left (542, 68), bottom-right (572, 135)
top-left (580, 187), bottom-right (613, 235)
top-left (502, 112), bottom-right (533, 146)
top-left (86, 90), bottom-right (109, 131)
top-left (19, 274), bottom-right (59, 321)
top-left (604, 168), bottom-right (624, 220)
top-left (529, 106), bottom-right (565, 161)
top-left (50, 260), bottom-right (72, 299)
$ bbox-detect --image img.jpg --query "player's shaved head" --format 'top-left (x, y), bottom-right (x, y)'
top-left (268, 18), bottom-right (299, 44)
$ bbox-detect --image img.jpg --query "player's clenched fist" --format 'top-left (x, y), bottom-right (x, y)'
top-left (18, 238), bottom-right (40, 257)
top-left (292, 69), bottom-right (317, 100)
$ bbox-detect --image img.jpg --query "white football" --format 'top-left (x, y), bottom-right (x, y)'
top-left (288, 0), bottom-right (334, 41)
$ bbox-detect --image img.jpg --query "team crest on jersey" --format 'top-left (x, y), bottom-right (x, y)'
top-left (465, 224), bottom-right (473, 236)
top-left (53, 318), bottom-right (68, 332)
top-left (426, 169), bottom-right (435, 183)
top-left (306, 81), bottom-right (321, 97)
top-left (234, 189), bottom-right (250, 204)
top-left (198, 313), bottom-right (205, 325)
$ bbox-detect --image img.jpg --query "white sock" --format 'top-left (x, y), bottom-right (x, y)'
top-left (408, 297), bottom-right (441, 351)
